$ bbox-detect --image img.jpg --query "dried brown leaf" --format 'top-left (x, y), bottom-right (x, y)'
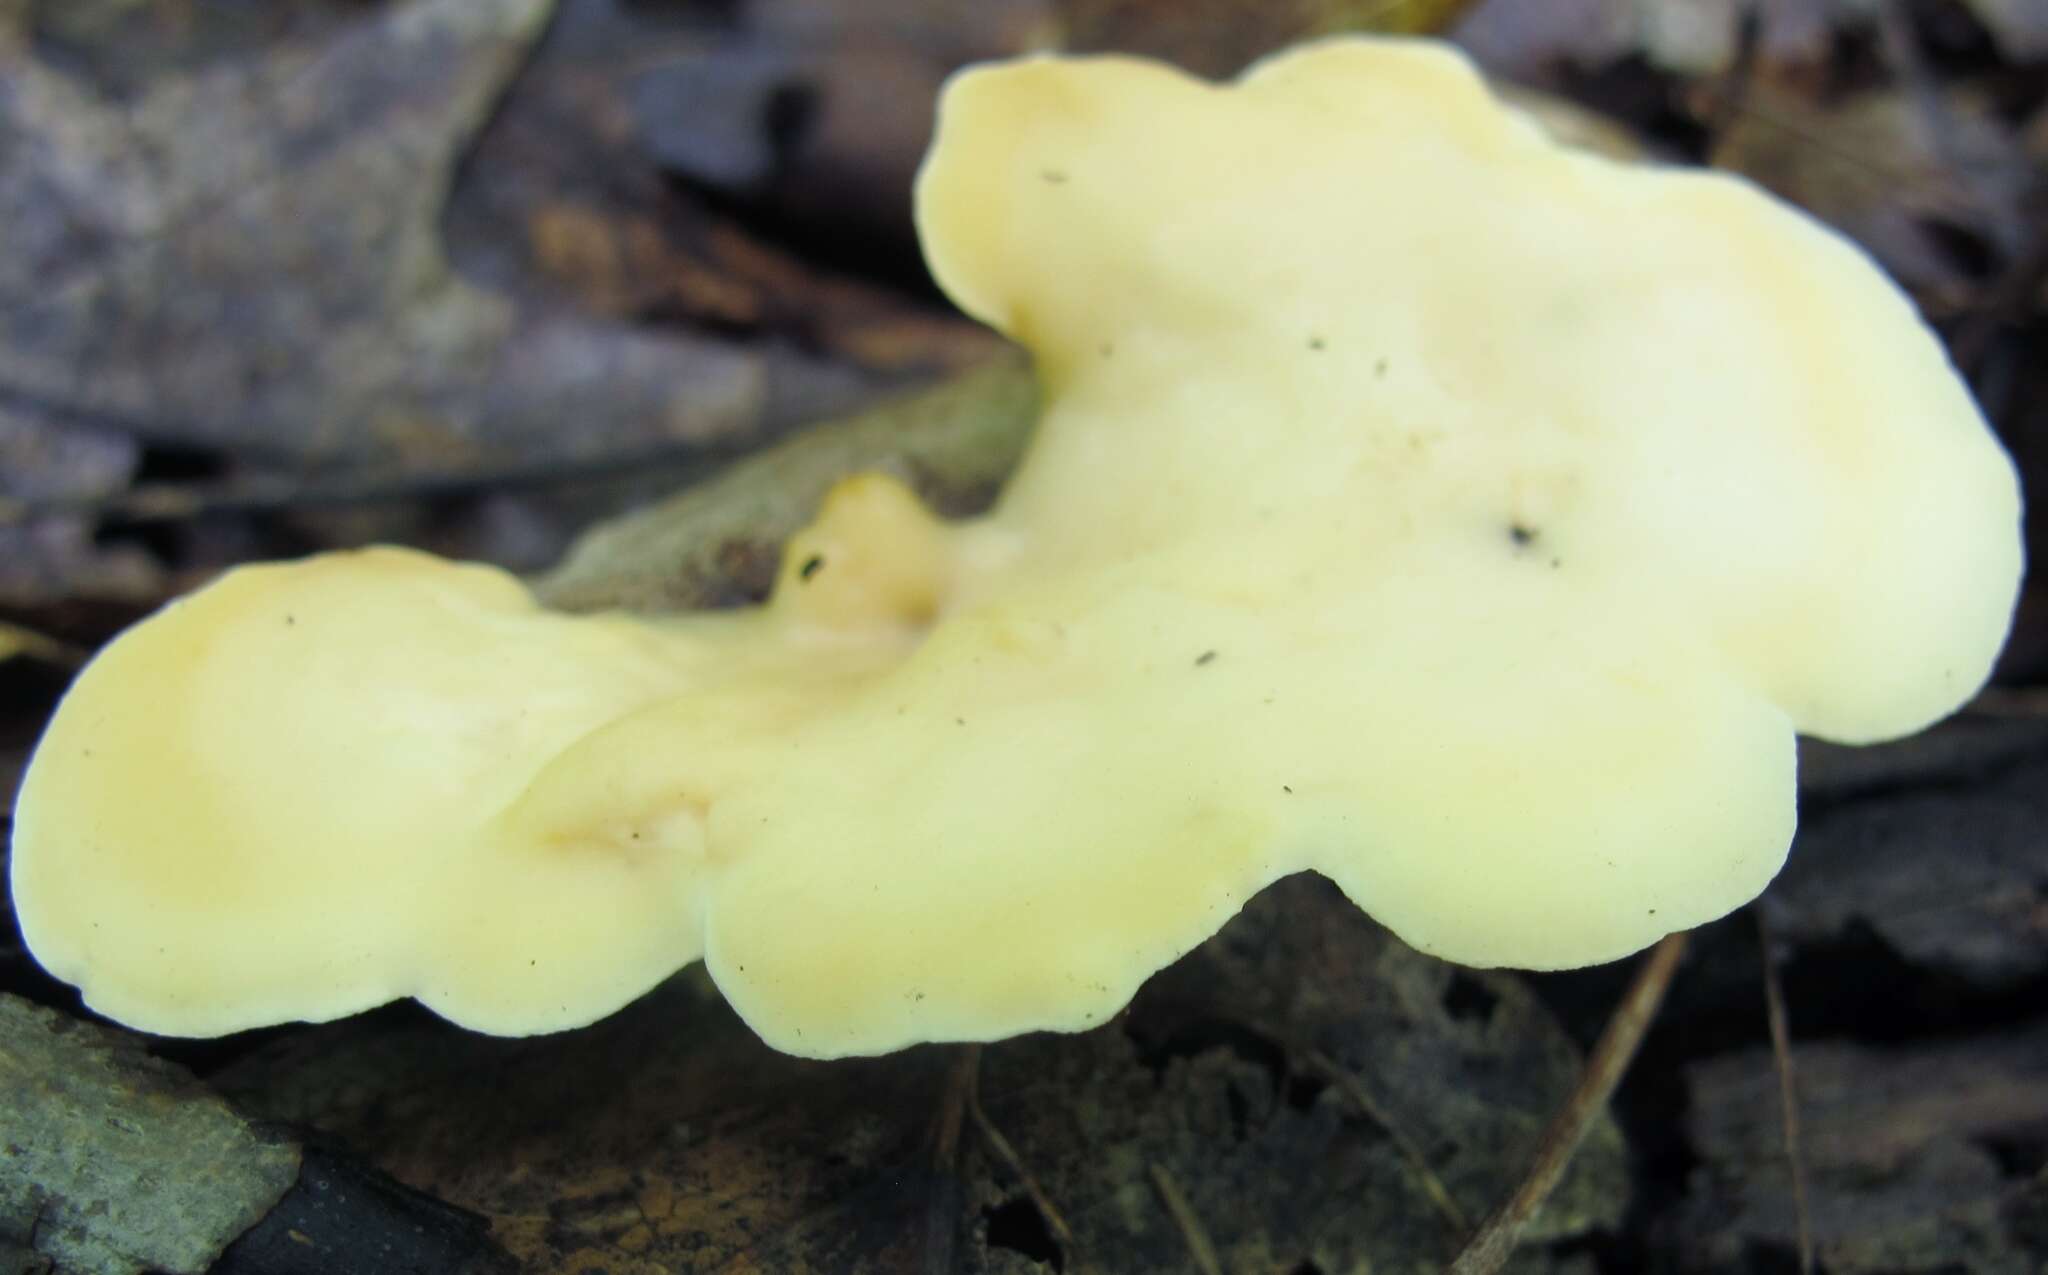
top-left (0, 0), bottom-right (887, 477)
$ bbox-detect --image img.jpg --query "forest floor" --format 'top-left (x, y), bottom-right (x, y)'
top-left (3, 2), bottom-right (2046, 1273)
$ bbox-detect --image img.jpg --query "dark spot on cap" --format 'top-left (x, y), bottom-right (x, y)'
top-left (799, 554), bottom-right (825, 581)
top-left (1195, 650), bottom-right (1218, 667)
top-left (1509, 524), bottom-right (1538, 548)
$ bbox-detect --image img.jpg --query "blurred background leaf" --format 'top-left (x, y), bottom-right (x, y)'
top-left (2, 3), bottom-right (2045, 1273)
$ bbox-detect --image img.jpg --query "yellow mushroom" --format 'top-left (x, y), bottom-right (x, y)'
top-left (9, 38), bottom-right (2021, 1057)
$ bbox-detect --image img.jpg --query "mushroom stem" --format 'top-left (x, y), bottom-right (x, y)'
top-left (1448, 930), bottom-right (1690, 1275)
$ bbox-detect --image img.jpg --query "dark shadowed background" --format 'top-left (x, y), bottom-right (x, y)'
top-left (2, 2), bottom-right (2045, 1273)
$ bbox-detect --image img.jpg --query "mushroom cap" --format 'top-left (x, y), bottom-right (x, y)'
top-left (10, 38), bottom-right (2021, 1057)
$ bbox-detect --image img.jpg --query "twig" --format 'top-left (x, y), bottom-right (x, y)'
top-left (1448, 931), bottom-right (1690, 1275)
top-left (1305, 1048), bottom-right (1469, 1233)
top-left (0, 441), bottom-right (767, 528)
top-left (1876, 1), bottom-right (1963, 178)
top-left (1147, 1162), bottom-right (1226, 1275)
top-left (921, 1044), bottom-right (983, 1275)
top-left (0, 368), bottom-right (811, 527)
top-left (1871, 0), bottom-right (2013, 241)
top-left (933, 1043), bottom-right (980, 1159)
top-left (1697, 98), bottom-right (1955, 198)
top-left (966, 1087), bottom-right (1076, 1248)
top-left (1699, 1), bottom-right (1763, 154)
top-left (1757, 910), bottom-right (1815, 1275)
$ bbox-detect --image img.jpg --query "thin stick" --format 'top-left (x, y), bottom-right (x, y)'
top-left (1757, 911), bottom-right (1815, 1275)
top-left (1147, 1162), bottom-right (1226, 1275)
top-left (966, 1088), bottom-right (1076, 1246)
top-left (921, 1044), bottom-right (983, 1275)
top-left (1699, 0), bottom-right (1762, 152)
top-left (1876, 0), bottom-right (1970, 191)
top-left (0, 442), bottom-right (759, 528)
top-left (1305, 1048), bottom-right (1469, 1233)
top-left (1448, 931), bottom-right (1690, 1275)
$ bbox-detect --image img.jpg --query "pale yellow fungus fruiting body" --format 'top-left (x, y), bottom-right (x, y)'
top-left (9, 38), bottom-right (2021, 1057)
